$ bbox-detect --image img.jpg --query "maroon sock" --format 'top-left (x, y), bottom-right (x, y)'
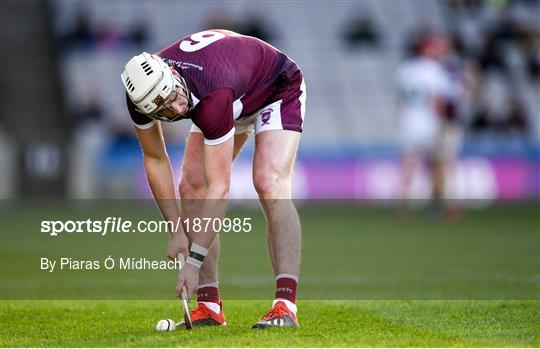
top-left (275, 275), bottom-right (297, 304)
top-left (197, 285), bottom-right (220, 304)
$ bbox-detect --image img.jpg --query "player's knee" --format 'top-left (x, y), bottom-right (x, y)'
top-left (179, 175), bottom-right (207, 199)
top-left (253, 172), bottom-right (291, 199)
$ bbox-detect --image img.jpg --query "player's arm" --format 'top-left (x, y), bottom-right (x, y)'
top-left (135, 122), bottom-right (175, 200)
top-left (433, 66), bottom-right (456, 121)
top-left (135, 123), bottom-right (188, 258)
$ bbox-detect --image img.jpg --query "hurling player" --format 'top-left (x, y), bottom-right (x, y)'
top-left (121, 30), bottom-right (305, 328)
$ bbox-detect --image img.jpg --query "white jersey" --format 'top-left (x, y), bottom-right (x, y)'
top-left (396, 57), bottom-right (452, 150)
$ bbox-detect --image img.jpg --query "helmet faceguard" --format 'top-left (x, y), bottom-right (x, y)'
top-left (121, 52), bottom-right (193, 122)
top-left (147, 74), bottom-right (193, 122)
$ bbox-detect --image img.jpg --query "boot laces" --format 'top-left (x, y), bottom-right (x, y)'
top-left (192, 303), bottom-right (213, 318)
top-left (262, 303), bottom-right (287, 320)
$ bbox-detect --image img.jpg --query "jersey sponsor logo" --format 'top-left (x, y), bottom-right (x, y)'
top-left (178, 62), bottom-right (204, 71)
top-left (260, 108), bottom-right (273, 125)
top-left (162, 58), bottom-right (203, 71)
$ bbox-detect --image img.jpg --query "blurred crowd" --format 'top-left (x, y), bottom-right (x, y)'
top-left (60, 7), bottom-right (149, 52)
top-left (446, 0), bottom-right (538, 138)
top-left (55, 1), bottom-right (539, 143)
top-left (341, 0), bottom-right (538, 139)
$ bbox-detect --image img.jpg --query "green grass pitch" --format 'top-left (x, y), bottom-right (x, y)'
top-left (1, 203), bottom-right (539, 347)
top-left (1, 300), bottom-right (538, 347)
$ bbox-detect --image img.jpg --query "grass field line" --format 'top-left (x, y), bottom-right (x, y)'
top-left (225, 274), bottom-right (540, 285)
top-left (3, 273), bottom-right (540, 287)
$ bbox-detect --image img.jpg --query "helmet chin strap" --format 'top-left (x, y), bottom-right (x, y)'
top-left (177, 74), bottom-right (193, 113)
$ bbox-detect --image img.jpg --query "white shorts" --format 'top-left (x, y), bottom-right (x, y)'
top-left (401, 123), bottom-right (463, 160)
top-left (190, 79), bottom-right (306, 137)
top-left (435, 124), bottom-right (463, 160)
top-left (189, 101), bottom-right (274, 135)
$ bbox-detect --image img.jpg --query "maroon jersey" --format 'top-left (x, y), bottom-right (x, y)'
top-left (127, 30), bottom-right (301, 143)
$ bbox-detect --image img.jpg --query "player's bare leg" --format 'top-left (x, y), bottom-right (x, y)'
top-left (252, 130), bottom-right (301, 328)
top-left (178, 131), bottom-right (249, 326)
top-left (399, 150), bottom-right (422, 218)
top-left (429, 157), bottom-right (446, 215)
top-left (430, 155), bottom-right (462, 222)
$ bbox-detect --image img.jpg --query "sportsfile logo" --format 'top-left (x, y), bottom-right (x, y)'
top-left (40, 217), bottom-right (177, 236)
top-left (40, 217), bottom-right (253, 236)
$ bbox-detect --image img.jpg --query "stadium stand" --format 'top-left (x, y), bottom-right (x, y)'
top-left (45, 0), bottom-right (539, 199)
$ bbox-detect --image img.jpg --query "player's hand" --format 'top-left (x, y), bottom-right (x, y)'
top-left (176, 263), bottom-right (199, 299)
top-left (167, 232), bottom-right (189, 261)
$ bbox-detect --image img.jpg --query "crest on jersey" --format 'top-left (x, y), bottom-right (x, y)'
top-left (260, 108), bottom-right (273, 126)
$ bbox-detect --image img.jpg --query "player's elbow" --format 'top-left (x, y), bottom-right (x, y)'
top-left (143, 151), bottom-right (169, 164)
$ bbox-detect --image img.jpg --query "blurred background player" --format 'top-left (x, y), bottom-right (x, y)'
top-left (121, 30), bottom-right (305, 329)
top-left (396, 33), bottom-right (464, 218)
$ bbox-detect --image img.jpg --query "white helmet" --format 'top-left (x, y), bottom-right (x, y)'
top-left (121, 52), bottom-right (191, 121)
